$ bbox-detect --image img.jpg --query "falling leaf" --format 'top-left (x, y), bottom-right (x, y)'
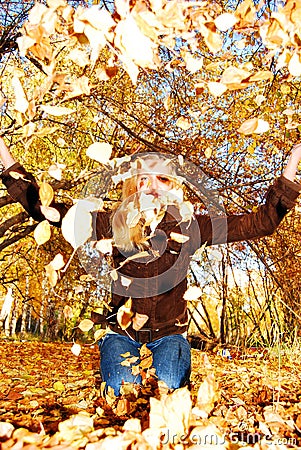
top-left (34, 220), bottom-right (51, 246)
top-left (0, 93), bottom-right (6, 108)
top-left (192, 373), bottom-right (219, 418)
top-left (132, 313), bottom-right (149, 331)
top-left (288, 52), bottom-right (301, 77)
top-left (12, 76), bottom-right (29, 113)
top-left (183, 285), bottom-right (203, 301)
top-left (221, 66), bottom-right (251, 84)
top-left (95, 239), bottom-right (113, 254)
top-left (204, 147), bottom-right (213, 159)
top-left (184, 54), bottom-right (204, 73)
top-left (48, 163), bottom-right (66, 181)
top-left (61, 202), bottom-right (93, 249)
top-left (120, 276), bottom-right (132, 288)
top-left (176, 117), bottom-right (191, 130)
top-left (94, 329), bottom-right (107, 341)
top-left (78, 319), bottom-right (94, 332)
top-left (170, 232), bottom-right (190, 243)
top-left (110, 269), bottom-right (118, 281)
top-left (117, 298), bottom-right (133, 330)
top-left (238, 117), bottom-right (270, 134)
top-left (45, 263), bottom-right (58, 287)
top-left (9, 171), bottom-right (26, 180)
top-left (40, 206), bottom-right (61, 222)
top-left (179, 201), bottom-right (194, 223)
top-left (50, 253), bottom-right (65, 270)
top-left (68, 49), bottom-right (90, 67)
top-left (214, 13), bottom-right (238, 31)
top-left (114, 15), bottom-right (157, 69)
top-left (86, 142), bottom-right (112, 164)
top-left (39, 182), bottom-right (54, 207)
top-left (40, 105), bottom-right (76, 116)
top-left (255, 94), bottom-right (266, 106)
top-left (208, 81), bottom-right (227, 97)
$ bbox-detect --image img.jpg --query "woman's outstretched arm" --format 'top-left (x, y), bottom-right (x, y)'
top-left (283, 142), bottom-right (301, 182)
top-left (0, 136), bottom-right (17, 169)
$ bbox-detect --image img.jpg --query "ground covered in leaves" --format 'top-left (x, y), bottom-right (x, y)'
top-left (1, 340), bottom-right (301, 449)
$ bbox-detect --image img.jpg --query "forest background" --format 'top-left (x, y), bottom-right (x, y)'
top-left (0, 0), bottom-right (301, 350)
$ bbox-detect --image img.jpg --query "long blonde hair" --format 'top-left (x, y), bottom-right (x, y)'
top-left (111, 154), bottom-right (181, 252)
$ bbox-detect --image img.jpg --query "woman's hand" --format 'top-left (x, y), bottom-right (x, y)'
top-left (0, 136), bottom-right (17, 169)
top-left (282, 142), bottom-right (301, 182)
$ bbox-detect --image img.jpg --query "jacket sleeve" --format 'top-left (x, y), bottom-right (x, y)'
top-left (0, 162), bottom-right (69, 227)
top-left (191, 175), bottom-right (301, 250)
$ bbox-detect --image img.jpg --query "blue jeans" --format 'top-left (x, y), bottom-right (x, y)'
top-left (98, 333), bottom-right (191, 396)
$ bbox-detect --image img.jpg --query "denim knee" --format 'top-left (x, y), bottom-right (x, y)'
top-left (148, 334), bottom-right (191, 389)
top-left (98, 333), bottom-right (142, 396)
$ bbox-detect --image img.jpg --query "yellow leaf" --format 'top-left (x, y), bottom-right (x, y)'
top-left (288, 53), bottom-right (301, 77)
top-left (71, 343), bottom-right (81, 356)
top-left (214, 13), bottom-right (238, 31)
top-left (47, 0), bottom-right (67, 8)
top-left (40, 206), bottom-right (60, 222)
top-left (255, 94), bottom-right (266, 106)
top-left (39, 182), bottom-right (54, 207)
top-left (237, 118), bottom-right (269, 135)
top-left (221, 66), bottom-right (251, 84)
top-left (149, 387), bottom-right (192, 439)
top-left (184, 54), bottom-right (203, 73)
top-left (170, 232), bottom-right (190, 243)
top-left (12, 76), bottom-right (29, 114)
top-left (50, 253), bottom-right (65, 270)
top-left (110, 269), bottom-right (118, 281)
top-left (94, 329), bottom-right (106, 341)
top-left (65, 75), bottom-right (91, 100)
top-left (132, 313), bottom-right (149, 331)
top-left (95, 239), bottom-right (113, 254)
top-left (120, 276), bottom-right (132, 287)
top-left (114, 16), bottom-right (157, 69)
top-left (9, 171), bottom-right (26, 180)
top-left (192, 373), bottom-right (219, 418)
top-left (208, 82), bottom-right (227, 97)
top-left (68, 49), bottom-right (90, 67)
top-left (40, 105), bottom-right (76, 116)
top-left (53, 381), bottom-right (65, 391)
top-left (117, 298), bottom-right (133, 330)
top-left (183, 286), bottom-right (203, 301)
top-left (86, 142), bottom-right (112, 164)
top-left (176, 117), bottom-right (191, 130)
top-left (78, 318), bottom-right (94, 332)
top-left (48, 163), bottom-right (65, 181)
top-left (45, 263), bottom-right (58, 287)
top-left (204, 147), bottom-right (213, 159)
top-left (34, 220), bottom-right (51, 246)
top-left (61, 202), bottom-right (93, 249)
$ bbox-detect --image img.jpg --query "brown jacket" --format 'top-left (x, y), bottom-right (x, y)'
top-left (1, 163), bottom-right (300, 343)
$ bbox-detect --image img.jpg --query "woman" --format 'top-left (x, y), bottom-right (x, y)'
top-left (1, 136), bottom-right (301, 395)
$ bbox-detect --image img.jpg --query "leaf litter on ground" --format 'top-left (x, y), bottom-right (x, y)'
top-left (0, 340), bottom-right (301, 448)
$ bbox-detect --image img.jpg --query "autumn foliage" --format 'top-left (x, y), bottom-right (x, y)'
top-left (0, 0), bottom-right (300, 343)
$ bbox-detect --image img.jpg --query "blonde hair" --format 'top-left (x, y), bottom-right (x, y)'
top-left (111, 154), bottom-right (180, 252)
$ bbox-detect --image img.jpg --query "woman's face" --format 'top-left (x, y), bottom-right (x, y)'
top-left (135, 158), bottom-right (175, 195)
top-left (136, 173), bottom-right (173, 193)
